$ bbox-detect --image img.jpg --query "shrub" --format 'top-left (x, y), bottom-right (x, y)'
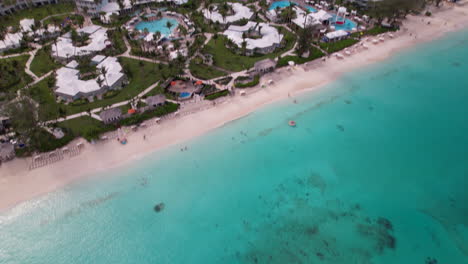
top-left (205, 90), bottom-right (229, 100)
top-left (235, 75), bottom-right (260, 88)
top-left (425, 11), bottom-right (432, 16)
top-left (119, 102), bottom-right (179, 126)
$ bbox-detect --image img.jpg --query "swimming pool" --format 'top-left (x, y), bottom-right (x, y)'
top-left (330, 14), bottom-right (357, 31)
top-left (179, 92), bottom-right (191, 99)
top-left (135, 17), bottom-right (178, 36)
top-left (269, 1), bottom-right (296, 10)
top-left (306, 5), bottom-right (317, 12)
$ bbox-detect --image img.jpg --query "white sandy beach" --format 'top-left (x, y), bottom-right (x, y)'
top-left (1, 3), bottom-right (467, 211)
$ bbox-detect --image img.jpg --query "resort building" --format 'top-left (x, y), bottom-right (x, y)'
top-left (99, 108), bottom-right (122, 124)
top-left (223, 22), bottom-right (283, 55)
top-left (254, 59), bottom-right (277, 74)
top-left (54, 56), bottom-right (126, 102)
top-left (51, 25), bottom-right (109, 61)
top-left (203, 2), bottom-right (253, 24)
top-left (75, 0), bottom-right (189, 18)
top-left (291, 7), bottom-right (332, 28)
top-left (145, 95), bottom-right (166, 109)
top-left (0, 18), bottom-right (59, 52)
top-left (0, 0), bottom-right (58, 16)
top-left (323, 30), bottom-right (349, 42)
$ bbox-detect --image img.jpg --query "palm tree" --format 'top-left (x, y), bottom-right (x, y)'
top-left (241, 40), bottom-right (247, 56)
top-left (100, 66), bottom-right (110, 88)
top-left (303, 9), bottom-right (311, 28)
top-left (166, 21), bottom-right (173, 33)
top-left (96, 77), bottom-right (104, 88)
top-left (153, 31), bottom-right (161, 44)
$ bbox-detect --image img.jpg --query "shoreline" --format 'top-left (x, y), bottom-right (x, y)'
top-left (1, 4), bottom-right (468, 212)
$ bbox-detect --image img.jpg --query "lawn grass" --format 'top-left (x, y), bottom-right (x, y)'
top-left (58, 116), bottom-right (115, 141)
top-left (30, 46), bottom-right (61, 77)
top-left (277, 46), bottom-right (325, 67)
top-left (205, 90), bottom-right (229, 100)
top-left (0, 55), bottom-right (32, 94)
top-left (189, 61), bottom-right (227, 80)
top-left (42, 13), bottom-right (83, 27)
top-left (28, 57), bottom-right (179, 121)
top-left (202, 30), bottom-right (296, 72)
top-left (26, 75), bottom-right (63, 121)
top-left (63, 57), bottom-right (179, 115)
top-left (0, 3), bottom-right (75, 27)
top-left (319, 38), bottom-right (359, 54)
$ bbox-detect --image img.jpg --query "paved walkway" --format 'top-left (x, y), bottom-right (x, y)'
top-left (24, 49), bottom-right (40, 80)
top-left (119, 37), bottom-right (169, 65)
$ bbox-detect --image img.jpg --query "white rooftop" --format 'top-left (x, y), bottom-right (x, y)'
top-left (203, 3), bottom-right (253, 24)
top-left (55, 57), bottom-right (124, 97)
top-left (223, 22), bottom-right (283, 50)
top-left (292, 6), bottom-right (322, 29)
top-left (66, 60), bottom-right (79, 68)
top-left (91, 54), bottom-right (106, 64)
top-left (325, 30), bottom-right (349, 39)
top-left (51, 26), bottom-right (109, 59)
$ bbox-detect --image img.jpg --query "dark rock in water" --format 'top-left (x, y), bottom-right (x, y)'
top-left (154, 203), bottom-right (165, 212)
top-left (316, 252), bottom-right (324, 260)
top-left (337, 125), bottom-right (345, 132)
top-left (426, 257), bottom-right (438, 264)
top-left (377, 217), bottom-right (393, 230)
top-left (345, 100), bottom-right (352, 104)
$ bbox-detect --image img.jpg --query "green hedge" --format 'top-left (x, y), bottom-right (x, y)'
top-left (277, 47), bottom-right (325, 67)
top-left (205, 90), bottom-right (229, 100)
top-left (319, 38), bottom-right (359, 54)
top-left (119, 102), bottom-right (179, 126)
top-left (235, 75), bottom-right (260, 88)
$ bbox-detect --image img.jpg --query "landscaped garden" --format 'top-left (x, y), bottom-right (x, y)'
top-left (202, 30), bottom-right (296, 72)
top-left (189, 61), bottom-right (227, 80)
top-left (28, 57), bottom-right (181, 118)
top-left (0, 3), bottom-right (76, 27)
top-left (277, 46), bottom-right (325, 67)
top-left (0, 55), bottom-right (33, 95)
top-left (30, 45), bottom-right (61, 77)
top-left (319, 38), bottom-right (360, 54)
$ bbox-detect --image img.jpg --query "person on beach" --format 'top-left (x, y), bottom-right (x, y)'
top-left (143, 134), bottom-right (146, 140)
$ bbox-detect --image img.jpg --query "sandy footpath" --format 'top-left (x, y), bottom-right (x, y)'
top-left (1, 4), bottom-right (467, 211)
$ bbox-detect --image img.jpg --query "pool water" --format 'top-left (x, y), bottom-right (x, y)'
top-left (269, 1), bottom-right (296, 10)
top-left (135, 17), bottom-right (178, 36)
top-left (306, 5), bottom-right (317, 12)
top-left (330, 14), bottom-right (357, 31)
top-left (179, 92), bottom-right (191, 98)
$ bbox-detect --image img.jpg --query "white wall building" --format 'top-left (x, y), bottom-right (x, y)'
top-left (203, 2), bottom-right (253, 24)
top-left (51, 25), bottom-right (109, 60)
top-left (75, 0), bottom-right (189, 18)
top-left (0, 0), bottom-right (58, 16)
top-left (55, 56), bottom-right (126, 101)
top-left (223, 22), bottom-right (283, 55)
top-left (0, 18), bottom-right (59, 52)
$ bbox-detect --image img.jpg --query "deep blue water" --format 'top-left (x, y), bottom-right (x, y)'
top-left (1, 30), bottom-right (468, 264)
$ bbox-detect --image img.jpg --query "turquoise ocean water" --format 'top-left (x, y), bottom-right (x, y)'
top-left (1, 30), bottom-right (468, 264)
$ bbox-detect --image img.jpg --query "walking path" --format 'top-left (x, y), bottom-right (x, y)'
top-left (119, 37), bottom-right (169, 65)
top-left (24, 49), bottom-right (40, 80)
top-left (44, 81), bottom-right (160, 124)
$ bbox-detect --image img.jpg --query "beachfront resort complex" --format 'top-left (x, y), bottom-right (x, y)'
top-left (0, 0), bottom-right (457, 164)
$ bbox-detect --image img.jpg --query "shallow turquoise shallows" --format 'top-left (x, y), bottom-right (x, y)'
top-left (135, 17), bottom-right (178, 36)
top-left (1, 30), bottom-right (468, 264)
